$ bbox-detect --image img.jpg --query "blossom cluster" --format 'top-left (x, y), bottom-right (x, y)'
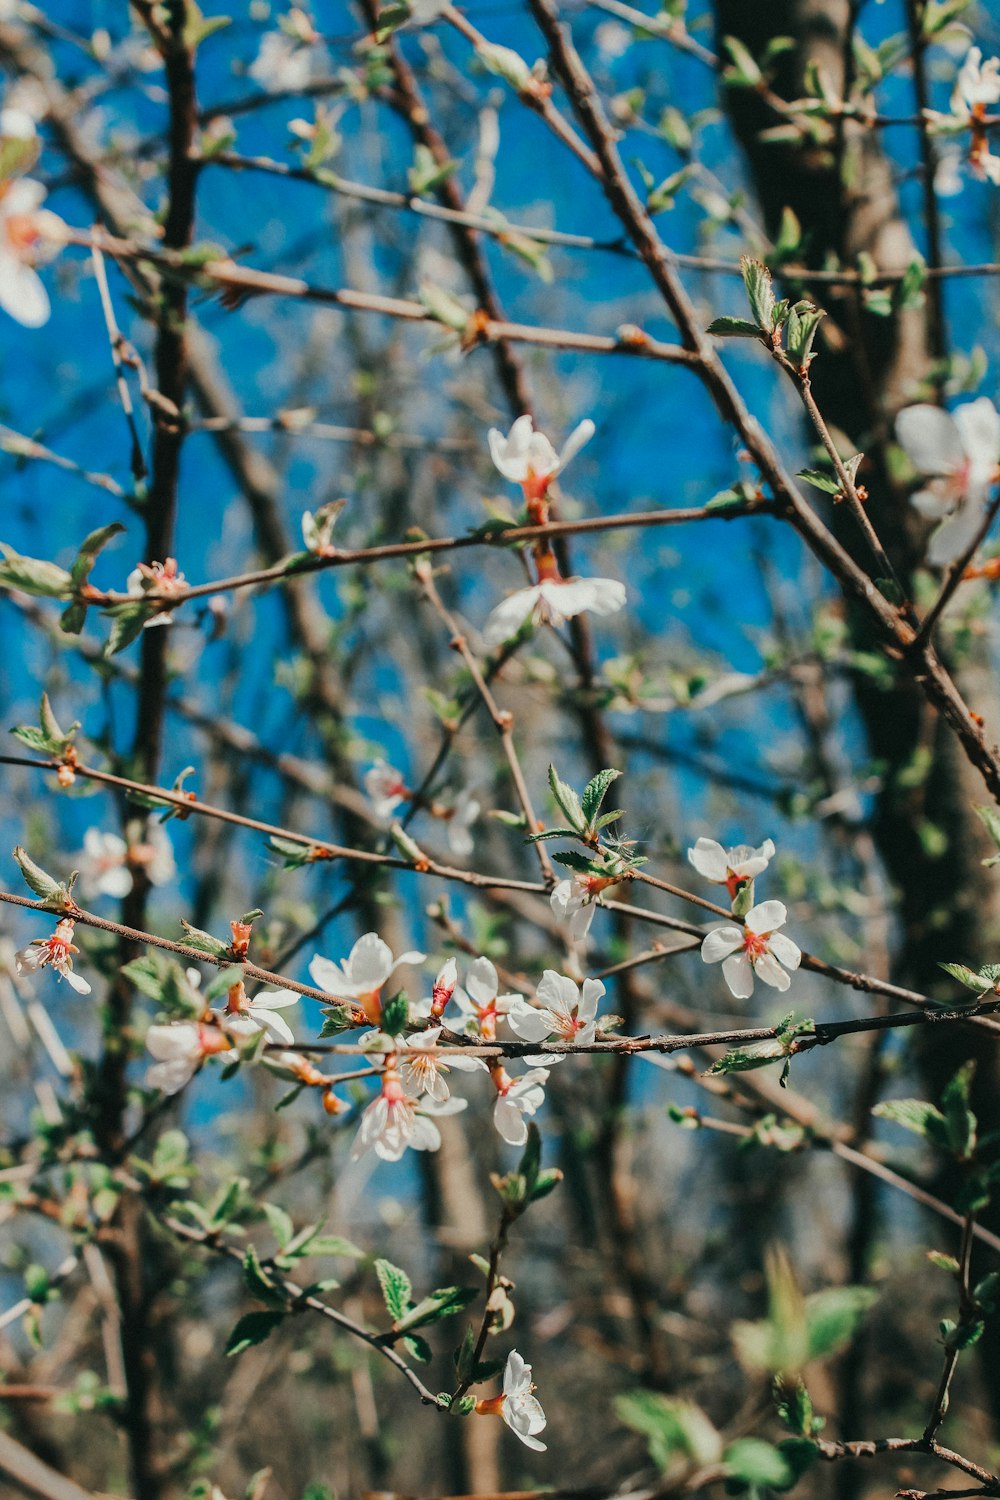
top-left (690, 836), bottom-right (801, 999)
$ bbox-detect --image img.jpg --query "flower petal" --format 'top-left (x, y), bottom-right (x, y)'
top-left (701, 925), bottom-right (744, 964)
top-left (721, 952), bottom-right (755, 999)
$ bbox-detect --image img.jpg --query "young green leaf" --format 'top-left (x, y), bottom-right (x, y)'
top-left (375, 1258), bottom-right (413, 1321)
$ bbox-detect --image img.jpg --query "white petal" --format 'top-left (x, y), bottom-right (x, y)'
top-left (61, 968), bottom-right (92, 995)
top-left (927, 503), bottom-right (985, 567)
top-left (348, 932), bottom-right (395, 989)
top-left (687, 838), bottom-right (729, 882)
top-left (535, 970), bottom-right (578, 1014)
top-left (146, 1056), bottom-right (198, 1094)
top-left (255, 987), bottom-right (299, 1009)
top-left (911, 485), bottom-right (952, 520)
top-left (767, 933), bottom-right (801, 971)
top-left (701, 925), bottom-right (744, 964)
top-left (408, 1115), bottom-right (443, 1152)
top-left (494, 1097), bottom-right (528, 1146)
top-left (721, 952), bottom-right (755, 999)
top-left (896, 405), bottom-right (965, 475)
top-left (507, 998), bottom-right (554, 1042)
top-left (569, 903), bottom-right (596, 942)
top-left (464, 956), bottom-right (499, 1007)
top-left (245, 1008), bottom-right (296, 1044)
top-left (954, 397), bottom-right (1000, 477)
top-left (579, 978), bottom-right (605, 1022)
top-left (556, 418), bottom-right (595, 471)
top-left (388, 948), bottom-right (426, 980)
top-left (0, 255), bottom-right (49, 327)
top-left (482, 587), bottom-right (539, 647)
top-left (754, 953), bottom-right (791, 991)
top-left (745, 900), bottom-right (787, 935)
top-left (146, 1022), bottom-right (200, 1061)
top-left (97, 866), bottom-right (133, 899)
top-left (309, 954), bottom-right (351, 994)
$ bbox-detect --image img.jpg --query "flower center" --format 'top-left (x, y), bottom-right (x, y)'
top-left (742, 930), bottom-right (771, 963)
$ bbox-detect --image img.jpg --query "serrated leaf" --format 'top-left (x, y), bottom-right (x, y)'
top-left (552, 850), bottom-right (603, 874)
top-left (243, 1246), bottom-right (285, 1307)
top-left (939, 962), bottom-right (992, 993)
top-left (706, 316), bottom-right (764, 339)
top-left (740, 255), bottom-right (774, 327)
top-left (13, 845), bottom-right (67, 905)
top-left (709, 1039), bottom-right (787, 1075)
top-left (179, 920), bottom-right (231, 958)
top-left (403, 1333), bottom-right (433, 1362)
top-left (873, 1097), bottom-right (946, 1139)
top-left (797, 468), bottom-right (842, 496)
top-left (525, 826), bottom-right (581, 843)
top-left (262, 1203), bottom-right (294, 1250)
top-left (225, 1310), bottom-right (285, 1357)
top-left (581, 768), bottom-right (621, 827)
top-left (299, 1234), bottom-right (364, 1259)
top-left (547, 764), bottom-right (585, 832)
top-left (375, 1258), bottom-right (412, 1321)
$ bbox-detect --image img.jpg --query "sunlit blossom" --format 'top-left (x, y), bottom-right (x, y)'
top-left (453, 956), bottom-right (522, 1039)
top-left (351, 1063), bottom-right (466, 1161)
top-left (15, 917), bottom-right (91, 995)
top-left (700, 900), bottom-right (801, 1000)
top-left (896, 398), bottom-right (1000, 565)
top-left (0, 177), bottom-right (65, 328)
top-left (476, 1349), bottom-right (547, 1450)
top-left (223, 980), bottom-right (299, 1045)
top-left (144, 1021), bottom-right (232, 1094)
top-left (309, 932), bottom-right (425, 1026)
top-left (483, 575), bottom-right (626, 649)
top-left (507, 971), bottom-right (604, 1059)
top-left (488, 414), bottom-right (594, 498)
top-left (492, 1065), bottom-right (549, 1146)
top-left (444, 788), bottom-right (480, 858)
top-left (398, 1026), bottom-right (487, 1101)
top-left (78, 824), bottom-right (176, 899)
top-left (687, 836), bottom-right (775, 901)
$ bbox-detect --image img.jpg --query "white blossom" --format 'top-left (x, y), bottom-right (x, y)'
top-left (549, 876), bottom-right (597, 942)
top-left (952, 47), bottom-right (1000, 115)
top-left (15, 918), bottom-right (91, 995)
top-left (0, 177), bottom-right (65, 328)
top-left (409, 956), bottom-right (457, 1023)
top-left (896, 398), bottom-right (1000, 565)
top-left (224, 987), bottom-right (299, 1045)
top-left (248, 31), bottom-right (315, 91)
top-left (488, 414), bottom-right (594, 489)
top-left (507, 971), bottom-right (604, 1058)
top-left (445, 788), bottom-right (480, 858)
top-left (364, 758), bottom-right (408, 820)
top-left (78, 825), bottom-right (176, 899)
top-left (499, 1350), bottom-right (547, 1451)
top-left (483, 575), bottom-right (626, 649)
top-left (700, 900), bottom-right (801, 1000)
top-left (493, 1067), bottom-right (549, 1146)
top-left (351, 1067), bottom-right (466, 1161)
top-left (687, 836), bottom-right (776, 897)
top-left (126, 557), bottom-right (187, 627)
top-left (144, 1021), bottom-right (230, 1094)
top-left (399, 1026), bottom-right (487, 1101)
top-left (453, 956), bottom-right (522, 1038)
top-left (309, 932), bottom-right (425, 1025)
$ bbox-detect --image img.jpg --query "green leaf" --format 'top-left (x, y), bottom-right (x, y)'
top-left (873, 1097), bottom-right (946, 1140)
top-left (453, 1323), bottom-right (477, 1383)
top-left (941, 1061), bottom-right (977, 1159)
top-left (0, 543), bottom-right (73, 599)
top-left (403, 1333), bottom-right (433, 1363)
top-left (242, 1246), bottom-right (285, 1308)
top-left (804, 1286), bottom-right (876, 1361)
top-left (104, 600), bottom-right (155, 656)
top-left (396, 1286), bottom-right (479, 1333)
top-left (298, 1234), bottom-right (364, 1259)
top-left (709, 1039), bottom-right (788, 1075)
top-left (581, 768), bottom-right (622, 828)
top-left (740, 255), bottom-right (774, 328)
top-left (706, 316), bottom-right (765, 340)
top-left (69, 522), bottom-right (125, 588)
top-left (375, 1259), bottom-right (412, 1321)
top-left (724, 1437), bottom-right (794, 1489)
top-left (13, 845), bottom-right (68, 906)
top-left (615, 1391), bottom-right (722, 1472)
top-left (262, 1203), bottom-right (294, 1251)
top-left (939, 962), bottom-right (993, 993)
top-left (797, 468), bottom-right (842, 496)
top-left (551, 850), bottom-right (604, 874)
top-left (975, 804), bottom-right (1000, 864)
top-left (225, 1310), bottom-right (285, 1357)
top-left (179, 920), bottom-right (231, 958)
top-left (547, 764), bottom-right (585, 832)
top-left (380, 992), bottom-right (409, 1037)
